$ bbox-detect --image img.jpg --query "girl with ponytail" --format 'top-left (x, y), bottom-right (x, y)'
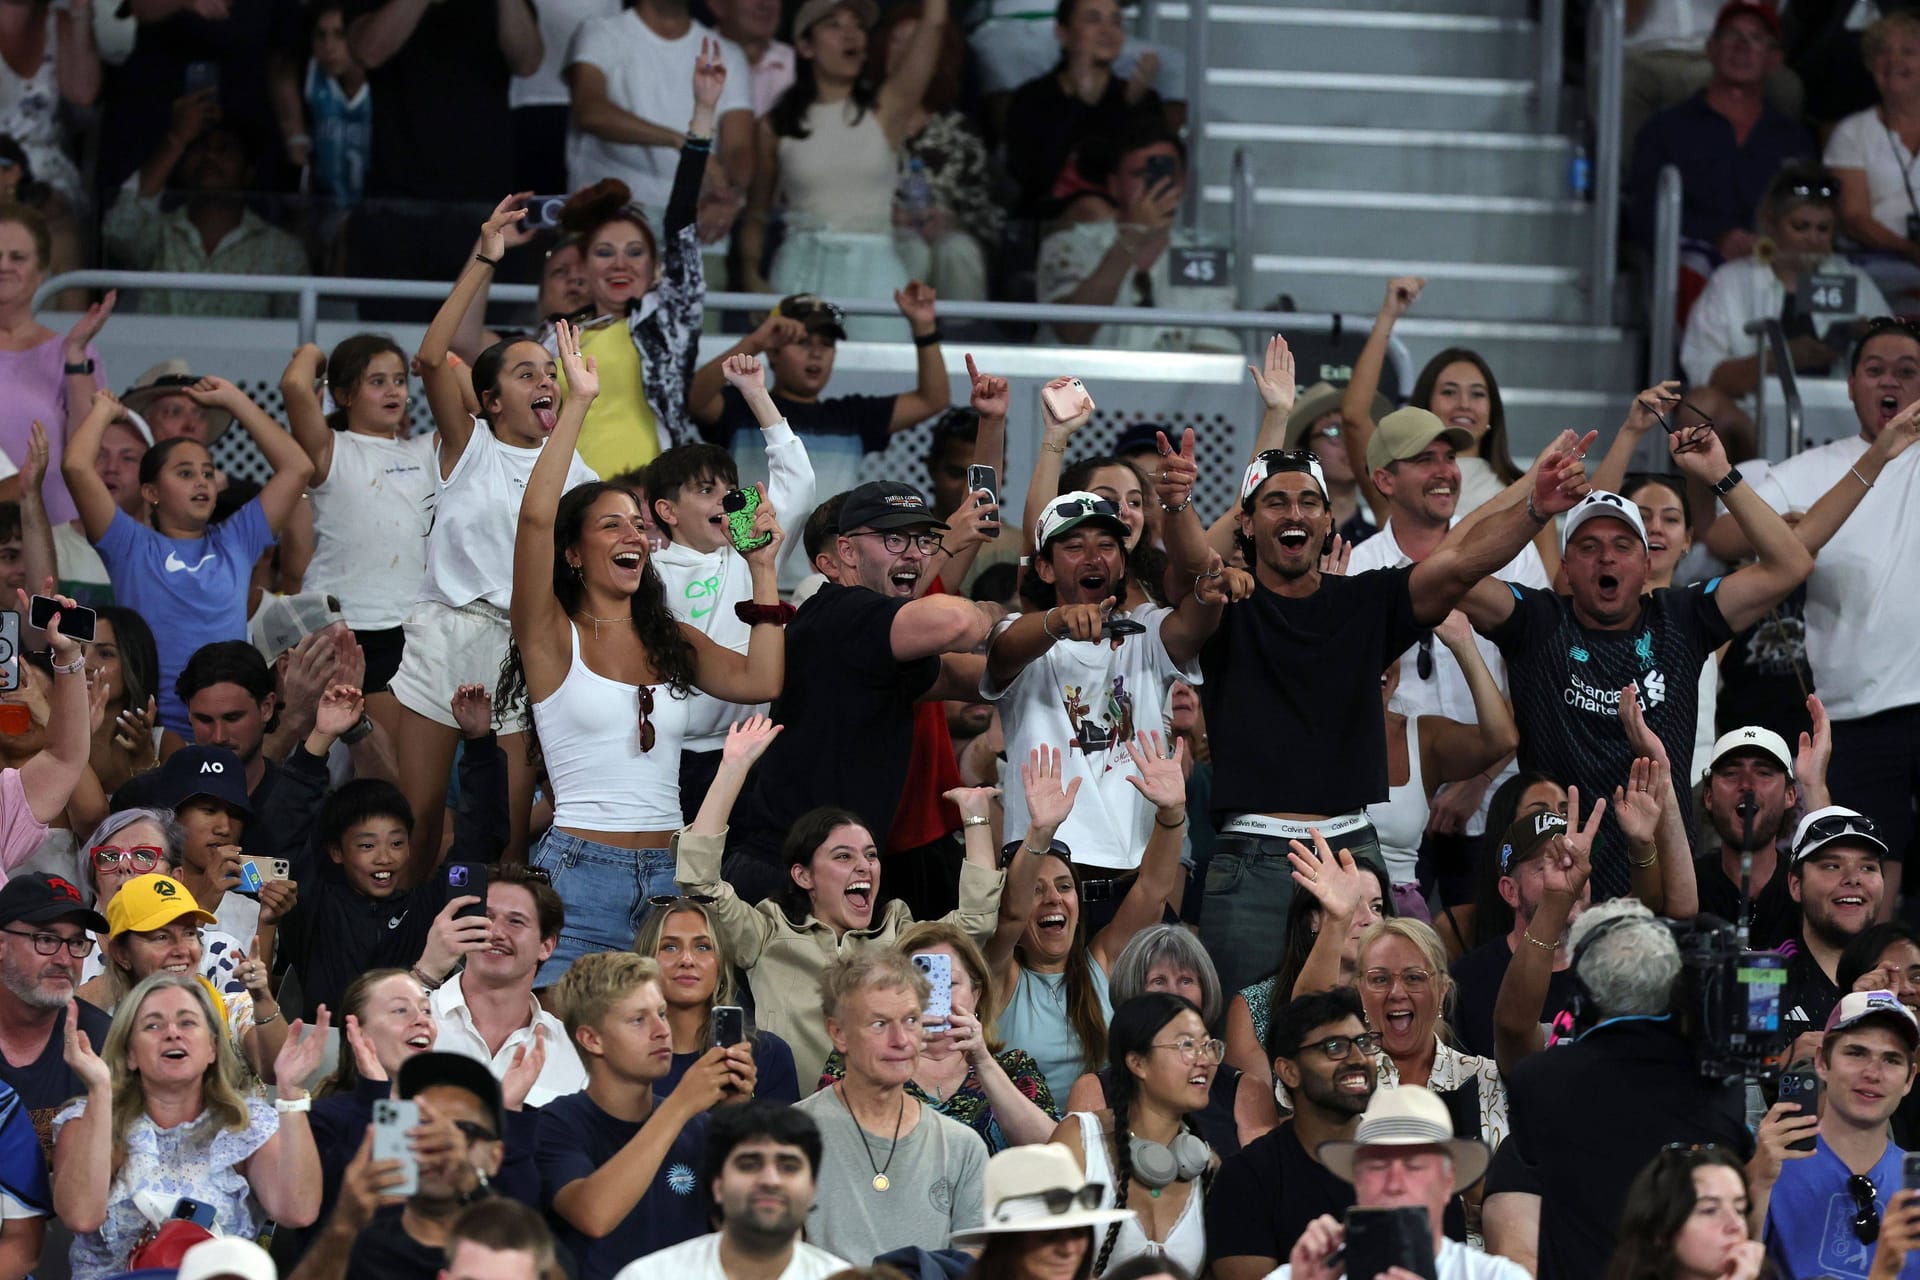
top-left (1052, 993), bottom-right (1216, 1276)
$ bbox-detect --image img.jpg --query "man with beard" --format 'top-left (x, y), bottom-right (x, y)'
top-left (1450, 808), bottom-right (1586, 1061)
top-left (0, 874), bottom-right (107, 1156)
top-left (612, 1100), bottom-right (849, 1280)
top-left (1461, 426), bottom-right (1812, 903)
top-left (1178, 429), bottom-right (1596, 995)
top-left (1782, 806), bottom-right (1890, 1039)
top-left (1694, 723), bottom-right (1819, 949)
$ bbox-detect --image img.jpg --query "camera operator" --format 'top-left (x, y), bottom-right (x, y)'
top-left (1503, 899), bottom-right (1754, 1280)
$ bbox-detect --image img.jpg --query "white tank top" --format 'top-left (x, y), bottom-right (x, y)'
top-left (1075, 1111), bottom-right (1207, 1276)
top-left (531, 623), bottom-right (687, 831)
top-left (1369, 715), bottom-right (1429, 886)
top-left (306, 430), bottom-right (437, 629)
top-left (777, 100), bottom-right (898, 234)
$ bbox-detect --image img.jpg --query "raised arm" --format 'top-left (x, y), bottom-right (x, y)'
top-left (888, 283), bottom-right (949, 430)
top-left (1714, 399), bottom-right (1920, 560)
top-left (18, 427), bottom-right (58, 639)
top-left (989, 748), bottom-right (1078, 979)
top-left (924, 354), bottom-right (1009, 591)
top-left (421, 195), bottom-right (531, 470)
top-left (876, 0), bottom-right (946, 141)
top-left (1618, 680), bottom-right (1699, 919)
top-left (280, 345), bottom-right (335, 485)
top-left (60, 290), bottom-right (113, 450)
top-left (242, 1011), bottom-right (331, 1228)
top-left (666, 40), bottom-right (727, 241)
top-left (59, 391), bottom-right (128, 543)
top-left (676, 717), bottom-right (783, 966)
top-left (688, 313), bottom-right (806, 427)
top-left (1284, 832), bottom-right (1372, 1000)
top-left (1417, 611), bottom-right (1519, 785)
top-left (1669, 428), bottom-right (1812, 633)
top-left (1588, 381), bottom-right (1678, 497)
top-left (187, 377), bottom-right (313, 533)
top-left (1341, 278), bottom-right (1423, 524)
top-left (17, 591), bottom-right (91, 825)
top-left (50, 1006), bottom-right (112, 1234)
top-left (1021, 381), bottom-right (1094, 560)
top-left (1206, 337), bottom-right (1298, 558)
top-left (892, 591), bottom-right (996, 662)
top-left (509, 320), bottom-right (595, 679)
top-left (1089, 733), bottom-right (1189, 970)
top-left (1491, 794), bottom-right (1602, 1076)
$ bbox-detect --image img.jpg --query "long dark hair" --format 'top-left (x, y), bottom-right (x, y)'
top-left (780, 806), bottom-right (871, 927)
top-left (1603, 1146), bottom-right (1767, 1280)
top-left (768, 48), bottom-right (878, 139)
top-left (1012, 851), bottom-right (1109, 1075)
top-left (973, 1232), bottom-right (1097, 1280)
top-left (470, 335), bottom-right (548, 427)
top-left (496, 482), bottom-right (697, 772)
top-left (324, 333), bottom-right (407, 431)
top-left (95, 605), bottom-right (161, 716)
top-left (1409, 348), bottom-right (1518, 484)
top-left (136, 437), bottom-right (209, 528)
top-left (1096, 993), bottom-right (1215, 1274)
top-left (1470, 770), bottom-right (1564, 949)
top-left (1262, 860), bottom-right (1395, 1015)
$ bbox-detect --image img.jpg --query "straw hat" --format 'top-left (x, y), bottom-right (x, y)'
top-left (949, 1144), bottom-right (1137, 1244)
top-left (1317, 1085), bottom-right (1490, 1191)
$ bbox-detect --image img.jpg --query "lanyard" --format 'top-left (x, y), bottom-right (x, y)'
top-left (1884, 122), bottom-right (1920, 223)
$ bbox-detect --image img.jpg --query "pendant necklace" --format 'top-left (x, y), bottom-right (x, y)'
top-left (839, 1083), bottom-right (905, 1192)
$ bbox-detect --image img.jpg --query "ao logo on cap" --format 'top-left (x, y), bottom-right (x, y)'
top-left (200, 761), bottom-right (224, 774)
top-left (152, 880), bottom-right (176, 899)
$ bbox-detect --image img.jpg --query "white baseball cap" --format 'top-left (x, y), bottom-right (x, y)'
top-left (1560, 489), bottom-right (1649, 553)
top-left (1035, 491), bottom-right (1130, 550)
top-left (1240, 449), bottom-right (1329, 509)
top-left (1707, 725), bottom-right (1794, 777)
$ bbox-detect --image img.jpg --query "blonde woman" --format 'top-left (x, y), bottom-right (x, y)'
top-left (51, 971), bottom-right (329, 1280)
top-left (821, 919), bottom-right (1057, 1151)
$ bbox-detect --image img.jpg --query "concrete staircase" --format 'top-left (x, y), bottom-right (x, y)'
top-left (1157, 0), bottom-right (1647, 451)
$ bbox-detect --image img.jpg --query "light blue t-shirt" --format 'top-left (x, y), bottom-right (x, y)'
top-left (94, 504), bottom-right (276, 736)
top-left (305, 59), bottom-right (370, 205)
top-left (999, 960), bottom-right (1113, 1105)
top-left (1766, 1136), bottom-right (1920, 1280)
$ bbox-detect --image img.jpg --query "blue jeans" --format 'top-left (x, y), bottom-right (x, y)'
top-left (1199, 823), bottom-right (1386, 998)
top-left (531, 829), bottom-right (677, 987)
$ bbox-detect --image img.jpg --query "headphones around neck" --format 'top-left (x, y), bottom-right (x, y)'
top-left (1129, 1128), bottom-right (1210, 1188)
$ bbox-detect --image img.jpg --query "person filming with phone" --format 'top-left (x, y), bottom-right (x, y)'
top-left (1277, 1085), bottom-right (1525, 1280)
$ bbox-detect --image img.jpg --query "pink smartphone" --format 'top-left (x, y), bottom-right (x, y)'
top-left (1042, 377), bottom-right (1092, 422)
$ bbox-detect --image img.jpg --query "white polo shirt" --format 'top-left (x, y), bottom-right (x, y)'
top-left (430, 972), bottom-right (587, 1108)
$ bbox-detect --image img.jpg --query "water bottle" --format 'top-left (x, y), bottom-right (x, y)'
top-left (1568, 140), bottom-right (1592, 201)
top-left (901, 156), bottom-right (932, 233)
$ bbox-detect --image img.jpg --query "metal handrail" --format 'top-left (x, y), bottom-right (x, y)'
top-left (1230, 147), bottom-right (1256, 311)
top-left (1648, 164), bottom-right (1682, 380)
top-left (1536, 0), bottom-right (1564, 134)
top-left (1589, 0), bottom-right (1624, 326)
top-left (1182, 0), bottom-right (1210, 230)
top-left (35, 268), bottom-right (1418, 391)
top-left (1744, 316), bottom-right (1805, 459)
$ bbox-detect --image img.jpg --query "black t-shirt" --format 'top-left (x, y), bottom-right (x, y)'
top-left (1448, 938), bottom-right (1580, 1061)
top-left (731, 584), bottom-right (940, 857)
top-left (1205, 1121), bottom-right (1354, 1269)
top-left (1, 1000), bottom-right (109, 1161)
top-left (1716, 585), bottom-right (1813, 743)
top-left (346, 0), bottom-right (521, 199)
top-left (705, 387), bottom-right (898, 462)
top-left (346, 1205), bottom-right (445, 1280)
top-left (1507, 1017), bottom-right (1753, 1280)
top-left (1486, 582), bottom-right (1733, 899)
top-left (1693, 854), bottom-right (1799, 952)
top-left (1200, 567), bottom-right (1422, 818)
top-left (1781, 945), bottom-right (1842, 1037)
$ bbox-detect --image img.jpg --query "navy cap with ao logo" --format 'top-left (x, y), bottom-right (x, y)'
top-left (151, 745), bottom-right (254, 817)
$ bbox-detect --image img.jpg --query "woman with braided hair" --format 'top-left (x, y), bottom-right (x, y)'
top-left (1051, 993), bottom-right (1215, 1276)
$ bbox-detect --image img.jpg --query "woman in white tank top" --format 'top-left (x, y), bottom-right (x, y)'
top-left (1372, 612), bottom-right (1520, 919)
top-left (506, 320), bottom-right (788, 984)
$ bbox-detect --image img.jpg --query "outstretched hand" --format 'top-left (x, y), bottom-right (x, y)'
top-left (692, 36), bottom-right (728, 110)
top-left (1529, 429), bottom-right (1598, 518)
top-left (1286, 829), bottom-right (1367, 919)
top-left (722, 713), bottom-right (783, 768)
top-left (1154, 428), bottom-right (1197, 512)
top-left (1247, 333), bottom-right (1297, 414)
top-left (555, 318), bottom-right (599, 402)
top-left (965, 353), bottom-right (1010, 419)
top-left (1021, 745), bottom-right (1082, 832)
top-left (1122, 730), bottom-right (1187, 810)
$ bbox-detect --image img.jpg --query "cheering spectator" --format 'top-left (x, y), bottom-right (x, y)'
top-left (821, 921), bottom-right (1056, 1153)
top-left (1001, 0), bottom-right (1163, 218)
top-left (1284, 381), bottom-right (1386, 549)
top-left (51, 971), bottom-right (326, 1279)
top-left (393, 198), bottom-right (599, 863)
top-left (675, 716), bottom-right (1004, 1088)
top-left (1343, 279), bottom-right (1525, 521)
top-left (709, 0), bottom-right (792, 118)
top-left (15, 420), bottom-right (113, 607)
top-left (309, 970), bottom-right (434, 1214)
top-left (610, 1099), bottom-right (848, 1280)
top-left (869, 2), bottom-right (999, 301)
top-left (1754, 990), bottom-right (1917, 1279)
top-left (73, 809), bottom-right (239, 992)
top-left (542, 952), bottom-right (757, 1280)
top-left (738, 0), bottom-right (945, 331)
top-left (102, 100), bottom-right (309, 318)
top-left (1780, 807), bottom-right (1888, 1041)
top-left (506, 320), bottom-right (783, 972)
top-left (1600, 1144), bottom-right (1767, 1280)
top-left (62, 385), bottom-right (312, 738)
top-left (1828, 14), bottom-right (1920, 301)
top-left (1504, 900), bottom-right (1753, 1280)
top-left (1693, 724), bottom-right (1806, 948)
top-left (1036, 126), bottom-right (1236, 353)
top-left (795, 948), bottom-right (987, 1263)
top-left (80, 608), bottom-right (179, 796)
top-left (0, 210), bottom-right (108, 523)
top-left (0, 873), bottom-right (110, 1147)
top-left (293, 3), bottom-right (371, 209)
top-left (634, 895), bottom-right (800, 1102)
top-left (0, 590), bottom-right (86, 876)
top-left (545, 47), bottom-right (731, 477)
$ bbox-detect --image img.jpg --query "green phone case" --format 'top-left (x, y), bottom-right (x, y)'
top-left (723, 487), bottom-right (774, 552)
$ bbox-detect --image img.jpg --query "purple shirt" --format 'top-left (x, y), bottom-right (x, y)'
top-left (0, 769), bottom-right (50, 889)
top-left (0, 334), bottom-right (104, 527)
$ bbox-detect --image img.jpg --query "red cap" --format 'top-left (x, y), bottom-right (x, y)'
top-left (1713, 0), bottom-right (1781, 40)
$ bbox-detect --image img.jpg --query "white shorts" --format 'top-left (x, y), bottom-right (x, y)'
top-left (388, 599), bottom-right (528, 733)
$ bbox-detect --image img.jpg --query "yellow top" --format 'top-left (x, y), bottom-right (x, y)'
top-left (561, 321), bottom-right (659, 478)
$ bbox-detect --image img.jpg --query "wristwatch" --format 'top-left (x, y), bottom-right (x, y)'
top-left (340, 713), bottom-right (375, 745)
top-left (1712, 467), bottom-right (1744, 497)
top-left (274, 1093), bottom-right (312, 1114)
top-left (62, 358), bottom-right (93, 376)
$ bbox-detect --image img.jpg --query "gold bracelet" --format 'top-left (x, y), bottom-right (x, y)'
top-left (962, 815), bottom-right (990, 828)
top-left (1629, 847), bottom-right (1659, 868)
top-left (1041, 439), bottom-right (1068, 455)
top-left (1520, 930), bottom-right (1558, 952)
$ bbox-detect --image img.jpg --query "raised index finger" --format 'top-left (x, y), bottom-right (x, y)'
top-left (965, 352), bottom-right (979, 382)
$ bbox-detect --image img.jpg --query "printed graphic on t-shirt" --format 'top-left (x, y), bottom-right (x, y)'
top-left (1062, 675), bottom-right (1136, 759)
top-left (1817, 1191), bottom-right (1876, 1276)
top-left (683, 572), bottom-right (721, 621)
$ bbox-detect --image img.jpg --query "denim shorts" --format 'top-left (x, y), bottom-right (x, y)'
top-left (531, 828), bottom-right (678, 987)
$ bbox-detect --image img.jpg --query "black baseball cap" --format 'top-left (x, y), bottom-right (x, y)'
top-left (0, 873), bottom-right (108, 932)
top-left (771, 293), bottom-right (848, 342)
top-left (398, 1052), bottom-right (506, 1137)
top-left (150, 745), bottom-right (252, 817)
top-left (839, 481), bottom-right (950, 533)
top-left (1499, 811), bottom-right (1569, 875)
top-left (1111, 421), bottom-right (1173, 459)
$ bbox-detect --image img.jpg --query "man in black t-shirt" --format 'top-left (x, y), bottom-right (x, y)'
top-left (1693, 724), bottom-right (1807, 950)
top-left (1779, 805), bottom-right (1888, 1047)
top-left (726, 481), bottom-right (996, 903)
top-left (1450, 809), bottom-right (1583, 1060)
top-left (0, 875), bottom-right (109, 1160)
top-left (1177, 422), bottom-right (1596, 994)
top-left (1465, 429), bottom-right (1813, 900)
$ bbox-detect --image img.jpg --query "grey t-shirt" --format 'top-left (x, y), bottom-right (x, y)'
top-left (795, 1087), bottom-right (988, 1264)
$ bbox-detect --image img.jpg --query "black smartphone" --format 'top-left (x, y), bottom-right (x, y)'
top-left (1344, 1206), bottom-right (1436, 1280)
top-left (521, 194), bottom-right (566, 230)
top-left (446, 862), bottom-right (489, 919)
top-left (1778, 1069), bottom-right (1821, 1152)
top-left (1143, 153), bottom-right (1178, 190)
top-left (1904, 1151), bottom-right (1920, 1192)
top-left (711, 1005), bottom-right (745, 1047)
top-left (1102, 616), bottom-right (1147, 640)
top-left (171, 1196), bottom-right (217, 1230)
top-left (28, 594), bottom-right (94, 643)
top-left (966, 464), bottom-right (999, 538)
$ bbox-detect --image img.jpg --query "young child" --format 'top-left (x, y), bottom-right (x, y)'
top-left (539, 952), bottom-right (757, 1280)
top-left (646, 351), bottom-right (814, 818)
top-left (302, 2), bottom-right (370, 208)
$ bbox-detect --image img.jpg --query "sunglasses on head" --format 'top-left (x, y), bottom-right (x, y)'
top-left (637, 685), bottom-right (655, 754)
top-left (1050, 496), bottom-right (1121, 523)
top-left (646, 893), bottom-right (719, 908)
top-left (1799, 811), bottom-right (1881, 856)
top-left (1786, 179), bottom-right (1838, 201)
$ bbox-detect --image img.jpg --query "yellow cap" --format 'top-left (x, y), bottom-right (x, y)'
top-left (106, 874), bottom-right (218, 938)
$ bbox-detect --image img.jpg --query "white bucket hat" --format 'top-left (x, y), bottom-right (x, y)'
top-left (949, 1144), bottom-right (1136, 1245)
top-left (1317, 1085), bottom-right (1490, 1191)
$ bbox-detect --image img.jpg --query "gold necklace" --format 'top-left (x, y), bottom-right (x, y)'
top-left (572, 611), bottom-right (634, 640)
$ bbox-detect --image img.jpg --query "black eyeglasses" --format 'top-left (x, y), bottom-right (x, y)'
top-left (1648, 397), bottom-right (1716, 451)
top-left (0, 929), bottom-right (94, 958)
top-left (647, 893), bottom-right (719, 908)
top-left (1850, 1173), bottom-right (1881, 1244)
top-left (1416, 631), bottom-right (1435, 680)
top-left (1292, 1032), bottom-right (1380, 1061)
top-left (845, 530), bottom-right (943, 556)
top-left (991, 1184), bottom-right (1107, 1222)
